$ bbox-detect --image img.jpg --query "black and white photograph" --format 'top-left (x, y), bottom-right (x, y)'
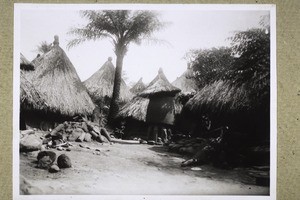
top-left (14, 4), bottom-right (276, 199)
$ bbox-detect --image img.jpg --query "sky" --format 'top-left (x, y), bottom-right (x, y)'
top-left (20, 7), bottom-right (268, 86)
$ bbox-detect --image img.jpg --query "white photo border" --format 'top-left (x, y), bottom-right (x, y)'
top-left (13, 3), bottom-right (276, 200)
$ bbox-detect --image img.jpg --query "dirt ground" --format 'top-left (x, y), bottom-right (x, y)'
top-left (20, 142), bottom-right (269, 195)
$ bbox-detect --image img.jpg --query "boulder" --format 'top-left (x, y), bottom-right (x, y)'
top-left (68, 128), bottom-right (84, 141)
top-left (84, 133), bottom-right (92, 142)
top-left (20, 134), bottom-right (42, 152)
top-left (37, 151), bottom-right (56, 169)
top-left (81, 122), bottom-right (89, 132)
top-left (100, 135), bottom-right (109, 143)
top-left (49, 165), bottom-right (60, 173)
top-left (20, 130), bottom-right (35, 137)
top-left (57, 154), bottom-right (72, 168)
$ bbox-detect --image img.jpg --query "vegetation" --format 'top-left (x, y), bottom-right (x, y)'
top-left (67, 10), bottom-right (165, 124)
top-left (228, 28), bottom-right (270, 110)
top-left (35, 41), bottom-right (52, 54)
top-left (182, 19), bottom-right (270, 138)
top-left (184, 47), bottom-right (234, 88)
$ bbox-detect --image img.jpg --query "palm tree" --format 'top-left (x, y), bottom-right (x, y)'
top-left (67, 10), bottom-right (165, 124)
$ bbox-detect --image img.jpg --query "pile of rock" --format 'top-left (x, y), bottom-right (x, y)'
top-left (44, 120), bottom-right (112, 146)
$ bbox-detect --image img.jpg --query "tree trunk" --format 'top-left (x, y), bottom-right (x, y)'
top-left (108, 53), bottom-right (124, 124)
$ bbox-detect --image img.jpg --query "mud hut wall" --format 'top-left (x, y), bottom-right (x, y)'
top-left (146, 96), bottom-right (177, 126)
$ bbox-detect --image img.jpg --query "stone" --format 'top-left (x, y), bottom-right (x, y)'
top-left (20, 134), bottom-right (42, 152)
top-left (57, 154), bottom-right (72, 168)
top-left (49, 165), bottom-right (60, 173)
top-left (100, 135), bottom-right (109, 143)
top-left (147, 140), bottom-right (155, 145)
top-left (81, 122), bottom-right (89, 132)
top-left (67, 128), bottom-right (84, 141)
top-left (84, 133), bottom-right (92, 142)
top-left (37, 151), bottom-right (56, 169)
top-left (20, 130), bottom-right (35, 136)
top-left (57, 147), bottom-right (63, 151)
top-left (42, 138), bottom-right (51, 144)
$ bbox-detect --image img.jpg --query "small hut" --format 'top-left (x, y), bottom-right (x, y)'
top-left (140, 68), bottom-right (181, 125)
top-left (84, 57), bottom-right (133, 107)
top-left (23, 35), bottom-right (95, 130)
top-left (172, 65), bottom-right (197, 94)
top-left (130, 78), bottom-right (146, 94)
top-left (181, 80), bottom-right (269, 140)
top-left (139, 68), bottom-right (181, 142)
top-left (117, 96), bottom-right (150, 139)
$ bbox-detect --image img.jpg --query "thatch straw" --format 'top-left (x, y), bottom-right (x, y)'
top-left (20, 72), bottom-right (47, 110)
top-left (139, 68), bottom-right (181, 97)
top-left (172, 67), bottom-right (197, 94)
top-left (84, 58), bottom-right (133, 102)
top-left (185, 80), bottom-right (250, 116)
top-left (20, 53), bottom-right (34, 71)
top-left (130, 78), bottom-right (146, 94)
top-left (118, 96), bottom-right (150, 122)
top-left (118, 95), bottom-right (183, 122)
top-left (30, 54), bottom-right (43, 69)
top-left (28, 37), bottom-right (95, 116)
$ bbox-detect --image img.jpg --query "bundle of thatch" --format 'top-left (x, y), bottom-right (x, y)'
top-left (172, 67), bottom-right (197, 94)
top-left (184, 80), bottom-right (250, 117)
top-left (29, 36), bottom-right (95, 117)
top-left (118, 96), bottom-right (150, 122)
top-left (20, 53), bottom-right (34, 71)
top-left (20, 72), bottom-right (47, 111)
top-left (139, 68), bottom-right (181, 97)
top-left (130, 78), bottom-right (146, 94)
top-left (84, 57), bottom-right (133, 102)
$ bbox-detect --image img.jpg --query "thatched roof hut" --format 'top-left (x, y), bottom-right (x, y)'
top-left (30, 36), bottom-right (95, 117)
top-left (20, 53), bottom-right (34, 71)
top-left (135, 68), bottom-right (181, 126)
top-left (139, 68), bottom-right (181, 98)
top-left (130, 78), bottom-right (146, 94)
top-left (118, 96), bottom-right (149, 122)
top-left (84, 57), bottom-right (133, 102)
top-left (184, 80), bottom-right (250, 117)
top-left (172, 66), bottom-right (197, 94)
top-left (20, 72), bottom-right (47, 111)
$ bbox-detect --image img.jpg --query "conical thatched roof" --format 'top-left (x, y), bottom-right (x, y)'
top-left (184, 80), bottom-right (250, 116)
top-left (118, 96), bottom-right (150, 122)
top-left (172, 67), bottom-right (197, 94)
top-left (83, 57), bottom-right (133, 102)
top-left (139, 68), bottom-right (181, 97)
top-left (20, 72), bottom-right (47, 110)
top-left (29, 36), bottom-right (95, 116)
top-left (130, 78), bottom-right (146, 94)
top-left (20, 53), bottom-right (34, 71)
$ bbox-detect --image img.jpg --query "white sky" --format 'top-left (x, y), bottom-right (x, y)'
top-left (20, 8), bottom-right (268, 85)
